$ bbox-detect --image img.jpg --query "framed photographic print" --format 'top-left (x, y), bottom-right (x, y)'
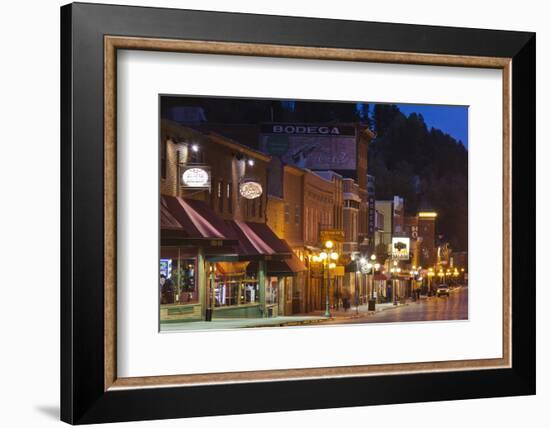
top-left (60, 2), bottom-right (535, 424)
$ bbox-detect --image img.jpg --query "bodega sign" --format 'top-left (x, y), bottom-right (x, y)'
top-left (239, 180), bottom-right (263, 200)
top-left (181, 166), bottom-right (210, 188)
top-left (260, 123), bottom-right (356, 136)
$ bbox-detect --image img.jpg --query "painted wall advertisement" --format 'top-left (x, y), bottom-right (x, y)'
top-left (259, 123), bottom-right (357, 171)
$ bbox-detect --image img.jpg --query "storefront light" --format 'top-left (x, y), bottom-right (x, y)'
top-left (191, 144), bottom-right (199, 152)
top-left (247, 158), bottom-right (255, 166)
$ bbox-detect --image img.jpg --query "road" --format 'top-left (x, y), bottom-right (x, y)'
top-left (326, 286), bottom-right (468, 325)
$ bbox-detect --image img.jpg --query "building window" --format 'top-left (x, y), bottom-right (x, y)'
top-left (251, 197), bottom-right (256, 218)
top-left (266, 277), bottom-right (278, 305)
top-left (226, 183), bottom-right (232, 214)
top-left (188, 143), bottom-right (202, 164)
top-left (161, 139), bottom-right (167, 179)
top-left (217, 181), bottom-right (223, 213)
top-left (160, 257), bottom-right (197, 305)
top-left (294, 206), bottom-right (301, 226)
top-left (284, 204), bottom-right (290, 224)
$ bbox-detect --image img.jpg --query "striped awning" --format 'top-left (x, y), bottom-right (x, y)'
top-left (225, 220), bottom-right (293, 258)
top-left (160, 195), bottom-right (233, 241)
top-left (161, 196), bottom-right (294, 260)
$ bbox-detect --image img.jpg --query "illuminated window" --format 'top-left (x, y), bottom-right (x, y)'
top-left (226, 183), bottom-right (232, 213)
top-left (217, 181), bottom-right (223, 213)
top-left (295, 206), bottom-right (301, 225)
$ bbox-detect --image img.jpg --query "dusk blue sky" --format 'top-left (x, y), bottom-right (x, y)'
top-left (395, 104), bottom-right (469, 148)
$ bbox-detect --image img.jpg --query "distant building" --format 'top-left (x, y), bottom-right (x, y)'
top-left (417, 208), bottom-right (438, 268)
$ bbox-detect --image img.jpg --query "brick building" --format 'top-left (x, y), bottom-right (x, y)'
top-left (159, 120), bottom-right (306, 325)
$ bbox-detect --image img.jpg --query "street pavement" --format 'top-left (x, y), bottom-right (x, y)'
top-left (324, 285), bottom-right (468, 325)
top-left (161, 286), bottom-right (468, 331)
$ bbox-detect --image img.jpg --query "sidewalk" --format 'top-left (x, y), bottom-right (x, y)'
top-left (296, 299), bottom-right (412, 321)
top-left (160, 314), bottom-right (327, 331)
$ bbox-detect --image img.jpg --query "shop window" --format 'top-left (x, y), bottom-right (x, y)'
top-left (212, 273), bottom-right (259, 307)
top-left (160, 258), bottom-right (197, 305)
top-left (266, 277), bottom-right (278, 305)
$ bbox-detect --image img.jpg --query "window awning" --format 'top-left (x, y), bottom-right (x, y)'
top-left (247, 253), bottom-right (306, 276)
top-left (160, 196), bottom-right (235, 244)
top-left (161, 196), bottom-right (297, 262)
top-left (225, 220), bottom-right (294, 259)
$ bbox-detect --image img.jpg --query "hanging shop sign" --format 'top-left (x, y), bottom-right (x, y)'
top-left (181, 166), bottom-right (211, 188)
top-left (391, 237), bottom-right (410, 260)
top-left (239, 180), bottom-right (263, 199)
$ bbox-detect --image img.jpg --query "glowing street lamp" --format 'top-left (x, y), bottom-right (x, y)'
top-left (390, 260), bottom-right (401, 305)
top-left (322, 240), bottom-right (338, 317)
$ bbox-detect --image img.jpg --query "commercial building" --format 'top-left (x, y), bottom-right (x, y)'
top-left (259, 123), bottom-right (374, 312)
top-left (159, 120), bottom-right (305, 325)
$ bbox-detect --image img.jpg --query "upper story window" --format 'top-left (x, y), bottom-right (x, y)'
top-left (188, 142), bottom-right (203, 164)
top-left (217, 181), bottom-right (223, 213)
top-left (226, 183), bottom-right (232, 214)
top-left (284, 204), bottom-right (290, 224)
top-left (161, 139), bottom-right (167, 179)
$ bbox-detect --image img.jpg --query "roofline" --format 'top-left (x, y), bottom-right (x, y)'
top-left (162, 119), bottom-right (271, 162)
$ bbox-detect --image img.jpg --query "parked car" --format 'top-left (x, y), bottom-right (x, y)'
top-left (436, 284), bottom-right (450, 297)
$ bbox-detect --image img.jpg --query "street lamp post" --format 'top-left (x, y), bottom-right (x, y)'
top-left (320, 240), bottom-right (338, 318)
top-left (390, 260), bottom-right (401, 305)
top-left (353, 254), bottom-right (361, 314)
top-left (369, 254), bottom-right (377, 300)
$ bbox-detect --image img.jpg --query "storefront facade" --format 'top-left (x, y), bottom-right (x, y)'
top-left (160, 121), bottom-right (305, 324)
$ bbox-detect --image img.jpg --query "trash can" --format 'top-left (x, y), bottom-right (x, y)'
top-left (368, 299), bottom-right (376, 311)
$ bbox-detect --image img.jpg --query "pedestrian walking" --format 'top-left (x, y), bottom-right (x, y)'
top-left (342, 287), bottom-right (351, 311)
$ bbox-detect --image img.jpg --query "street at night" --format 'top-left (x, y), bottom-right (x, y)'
top-left (158, 96), bottom-right (469, 331)
top-left (322, 285), bottom-right (468, 325)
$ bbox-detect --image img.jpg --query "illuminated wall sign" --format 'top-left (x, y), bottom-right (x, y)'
top-left (239, 181), bottom-right (263, 199)
top-left (181, 166), bottom-right (210, 188)
top-left (392, 237), bottom-right (410, 260)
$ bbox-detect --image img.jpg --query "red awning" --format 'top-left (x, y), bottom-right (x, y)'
top-left (160, 195), bottom-right (234, 241)
top-left (247, 253), bottom-right (306, 276)
top-left (161, 196), bottom-right (295, 260)
top-left (225, 220), bottom-right (293, 258)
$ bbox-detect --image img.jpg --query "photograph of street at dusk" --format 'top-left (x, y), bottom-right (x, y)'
top-left (159, 96), bottom-right (468, 331)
